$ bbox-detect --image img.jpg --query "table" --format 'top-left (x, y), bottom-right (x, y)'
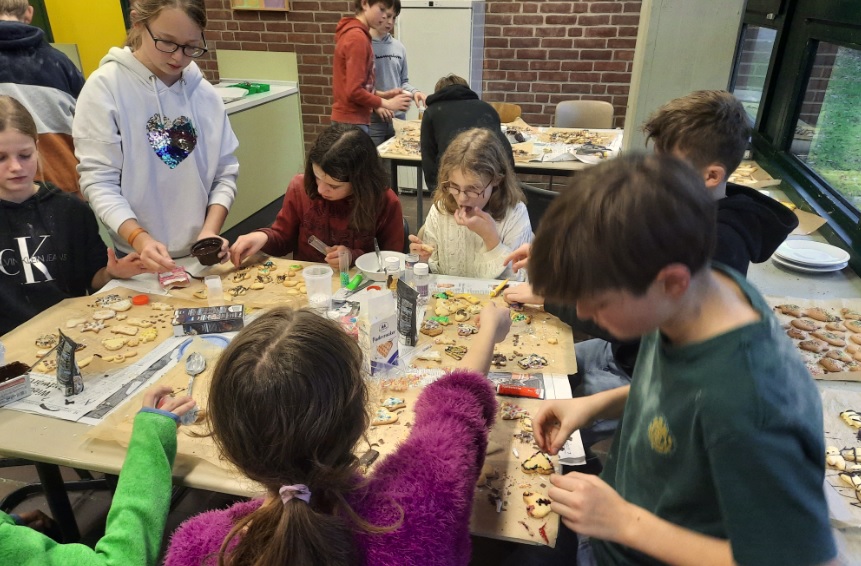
top-left (377, 124), bottom-right (623, 229)
top-left (0, 260), bottom-right (581, 547)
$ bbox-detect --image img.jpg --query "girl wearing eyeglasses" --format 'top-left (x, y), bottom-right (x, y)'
top-left (408, 128), bottom-right (533, 279)
top-left (73, 0), bottom-right (238, 273)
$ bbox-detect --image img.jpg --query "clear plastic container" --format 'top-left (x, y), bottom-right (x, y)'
top-left (404, 253), bottom-right (419, 286)
top-left (414, 262), bottom-right (429, 302)
top-left (385, 256), bottom-right (402, 292)
top-left (302, 265), bottom-right (334, 311)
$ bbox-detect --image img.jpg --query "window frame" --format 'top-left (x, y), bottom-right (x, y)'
top-left (739, 0), bottom-right (861, 264)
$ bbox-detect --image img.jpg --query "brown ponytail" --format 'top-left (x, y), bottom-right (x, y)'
top-left (206, 307), bottom-right (399, 566)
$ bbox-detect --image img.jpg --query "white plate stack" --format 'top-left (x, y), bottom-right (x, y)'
top-left (772, 240), bottom-right (850, 273)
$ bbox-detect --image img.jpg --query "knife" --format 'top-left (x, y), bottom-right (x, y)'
top-left (373, 238), bottom-right (383, 272)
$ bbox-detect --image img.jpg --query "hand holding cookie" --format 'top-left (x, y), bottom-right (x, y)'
top-left (454, 206), bottom-right (499, 249)
top-left (408, 234), bottom-right (433, 263)
top-left (548, 471), bottom-right (634, 544)
top-left (503, 283), bottom-right (545, 306)
top-left (534, 398), bottom-right (595, 456)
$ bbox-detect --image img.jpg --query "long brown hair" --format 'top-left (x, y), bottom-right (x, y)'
top-left (433, 128), bottom-right (524, 221)
top-left (304, 123), bottom-right (390, 233)
top-left (0, 95), bottom-right (42, 182)
top-left (207, 307), bottom-right (394, 566)
top-left (126, 0), bottom-right (207, 50)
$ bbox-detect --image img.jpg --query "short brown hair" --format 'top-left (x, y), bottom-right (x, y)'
top-left (531, 153), bottom-right (716, 303)
top-left (432, 128), bottom-right (525, 222)
top-left (127, 0), bottom-right (207, 50)
top-left (0, 0), bottom-right (29, 19)
top-left (354, 0), bottom-right (394, 12)
top-left (434, 74), bottom-right (468, 93)
top-left (643, 90), bottom-right (750, 175)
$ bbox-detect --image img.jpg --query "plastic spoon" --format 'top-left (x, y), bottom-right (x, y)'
top-left (180, 352), bottom-right (205, 426)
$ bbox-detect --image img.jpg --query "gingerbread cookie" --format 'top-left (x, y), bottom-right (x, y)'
top-left (812, 330), bottom-right (846, 347)
top-left (523, 491), bottom-right (553, 519)
top-left (791, 319), bottom-right (819, 332)
top-left (775, 304), bottom-right (804, 318)
top-left (798, 339), bottom-right (828, 353)
top-left (522, 451), bottom-right (553, 475)
top-left (805, 307), bottom-right (840, 322)
top-left (371, 408), bottom-right (398, 426)
top-left (381, 397), bottom-right (406, 410)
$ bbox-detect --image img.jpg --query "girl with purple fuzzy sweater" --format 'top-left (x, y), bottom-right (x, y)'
top-left (164, 303), bottom-right (510, 566)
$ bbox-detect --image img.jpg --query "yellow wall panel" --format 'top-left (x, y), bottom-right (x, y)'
top-left (44, 0), bottom-right (127, 77)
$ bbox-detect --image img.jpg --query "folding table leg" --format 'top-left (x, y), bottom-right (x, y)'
top-left (34, 462), bottom-right (80, 543)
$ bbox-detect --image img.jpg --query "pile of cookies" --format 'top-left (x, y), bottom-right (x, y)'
top-left (31, 294), bottom-right (169, 373)
top-left (825, 410), bottom-right (861, 503)
top-left (194, 261), bottom-right (308, 301)
top-left (774, 304), bottom-right (861, 375)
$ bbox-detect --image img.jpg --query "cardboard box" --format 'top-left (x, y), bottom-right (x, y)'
top-left (0, 362), bottom-right (32, 406)
top-left (172, 305), bottom-right (245, 336)
top-left (358, 291), bottom-right (399, 375)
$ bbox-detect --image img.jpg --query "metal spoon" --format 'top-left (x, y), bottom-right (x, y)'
top-left (180, 352), bottom-right (206, 425)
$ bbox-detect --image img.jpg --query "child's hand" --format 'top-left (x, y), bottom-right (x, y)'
top-left (106, 247), bottom-right (150, 279)
top-left (136, 235), bottom-right (176, 272)
top-left (534, 398), bottom-right (594, 455)
top-left (503, 283), bottom-right (545, 306)
top-left (374, 107), bottom-right (394, 123)
top-left (197, 231), bottom-right (230, 264)
top-left (413, 91), bottom-right (427, 107)
top-left (548, 471), bottom-right (634, 544)
top-left (475, 301), bottom-right (511, 344)
top-left (144, 385), bottom-right (196, 421)
top-left (408, 234), bottom-right (433, 263)
top-left (230, 232), bottom-right (268, 268)
top-left (12, 510), bottom-right (59, 537)
top-left (504, 243), bottom-right (531, 273)
top-left (454, 207), bottom-right (499, 249)
top-left (377, 87), bottom-right (403, 99)
top-left (324, 245), bottom-right (351, 270)
top-left (382, 92), bottom-right (412, 113)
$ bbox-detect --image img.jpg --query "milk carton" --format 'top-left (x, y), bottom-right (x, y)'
top-left (358, 289), bottom-right (399, 375)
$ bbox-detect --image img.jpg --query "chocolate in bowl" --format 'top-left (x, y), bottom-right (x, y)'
top-left (0, 361), bottom-right (30, 384)
top-left (191, 237), bottom-right (223, 266)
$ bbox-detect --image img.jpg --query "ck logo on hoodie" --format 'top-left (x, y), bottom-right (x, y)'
top-left (0, 236), bottom-right (56, 284)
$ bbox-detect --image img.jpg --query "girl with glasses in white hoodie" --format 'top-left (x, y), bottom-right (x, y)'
top-left (73, 0), bottom-right (239, 273)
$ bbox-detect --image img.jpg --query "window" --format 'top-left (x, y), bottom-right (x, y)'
top-left (791, 43), bottom-right (861, 209)
top-left (731, 26), bottom-right (777, 123)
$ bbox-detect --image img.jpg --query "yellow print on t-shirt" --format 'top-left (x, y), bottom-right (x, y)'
top-left (648, 415), bottom-right (675, 455)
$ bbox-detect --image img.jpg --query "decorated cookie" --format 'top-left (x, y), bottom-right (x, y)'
top-left (34, 359), bottom-right (57, 373)
top-left (444, 345), bottom-right (468, 361)
top-left (812, 330), bottom-right (846, 347)
top-left (35, 334), bottom-right (59, 348)
top-left (842, 308), bottom-right (861, 320)
top-left (492, 353), bottom-right (508, 367)
top-left (453, 309), bottom-right (471, 322)
top-left (523, 491), bottom-right (553, 519)
top-left (140, 327), bottom-right (158, 343)
top-left (193, 289), bottom-right (208, 299)
top-left (522, 451), bottom-right (553, 475)
top-left (775, 304), bottom-right (804, 318)
top-left (517, 354), bottom-right (548, 370)
top-left (457, 324), bottom-right (478, 337)
top-left (126, 318), bottom-right (153, 328)
top-left (826, 350), bottom-right (853, 363)
top-left (381, 397), bottom-right (406, 410)
top-left (150, 302), bottom-right (173, 311)
top-left (806, 307), bottom-right (840, 322)
top-left (416, 350), bottom-right (442, 362)
top-left (841, 410), bottom-right (861, 428)
top-left (847, 320), bottom-right (861, 334)
top-left (111, 299), bottom-right (132, 312)
top-left (819, 358), bottom-right (844, 372)
top-left (228, 286), bottom-right (248, 297)
top-left (94, 294), bottom-right (123, 307)
top-left (786, 328), bottom-right (806, 340)
top-left (841, 447), bottom-right (861, 462)
top-left (371, 408), bottom-right (398, 426)
top-left (520, 416), bottom-right (533, 433)
top-left (500, 401), bottom-right (525, 420)
top-left (826, 322), bottom-right (847, 333)
top-left (231, 270), bottom-right (250, 282)
top-left (790, 318), bottom-right (819, 332)
top-left (798, 339), bottom-right (828, 353)
top-left (81, 320), bottom-right (105, 333)
top-left (420, 320), bottom-right (443, 337)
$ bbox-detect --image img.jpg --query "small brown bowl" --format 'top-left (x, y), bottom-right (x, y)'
top-left (0, 361), bottom-right (31, 384)
top-left (191, 237), bottom-right (223, 266)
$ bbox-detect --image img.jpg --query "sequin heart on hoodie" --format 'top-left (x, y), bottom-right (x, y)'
top-left (146, 114), bottom-right (197, 169)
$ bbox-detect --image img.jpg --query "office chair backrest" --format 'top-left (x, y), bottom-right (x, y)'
top-left (488, 101), bottom-right (522, 124)
top-left (521, 183), bottom-right (558, 230)
top-left (554, 100), bottom-right (614, 129)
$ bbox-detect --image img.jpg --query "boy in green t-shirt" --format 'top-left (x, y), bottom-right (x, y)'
top-left (523, 154), bottom-right (836, 565)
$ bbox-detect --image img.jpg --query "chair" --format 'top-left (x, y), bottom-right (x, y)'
top-left (488, 101), bottom-right (522, 124)
top-left (553, 100), bottom-right (614, 129)
top-left (521, 182), bottom-right (558, 230)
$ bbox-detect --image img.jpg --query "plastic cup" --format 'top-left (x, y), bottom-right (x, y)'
top-left (302, 265), bottom-right (334, 311)
top-left (205, 275), bottom-right (224, 306)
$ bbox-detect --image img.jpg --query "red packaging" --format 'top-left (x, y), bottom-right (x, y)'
top-left (497, 383), bottom-right (544, 399)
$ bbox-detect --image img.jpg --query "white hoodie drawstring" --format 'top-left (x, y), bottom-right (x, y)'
top-left (150, 75), bottom-right (166, 125)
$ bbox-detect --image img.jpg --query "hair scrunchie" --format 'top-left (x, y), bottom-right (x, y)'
top-left (279, 484), bottom-right (311, 505)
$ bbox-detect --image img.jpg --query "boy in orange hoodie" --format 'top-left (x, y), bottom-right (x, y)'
top-left (332, 0), bottom-right (411, 132)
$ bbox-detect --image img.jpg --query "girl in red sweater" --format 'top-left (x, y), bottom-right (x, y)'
top-left (230, 124), bottom-right (404, 269)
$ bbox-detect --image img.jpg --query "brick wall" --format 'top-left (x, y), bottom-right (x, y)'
top-left (199, 0), bottom-right (641, 150)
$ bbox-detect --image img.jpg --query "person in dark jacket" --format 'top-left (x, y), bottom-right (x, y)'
top-left (0, 0), bottom-right (84, 195)
top-left (420, 74), bottom-right (513, 191)
top-left (504, 90), bottom-right (798, 447)
top-left (0, 95), bottom-right (143, 335)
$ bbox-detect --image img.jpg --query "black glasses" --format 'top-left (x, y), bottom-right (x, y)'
top-left (441, 180), bottom-right (492, 199)
top-left (144, 24), bottom-right (208, 58)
